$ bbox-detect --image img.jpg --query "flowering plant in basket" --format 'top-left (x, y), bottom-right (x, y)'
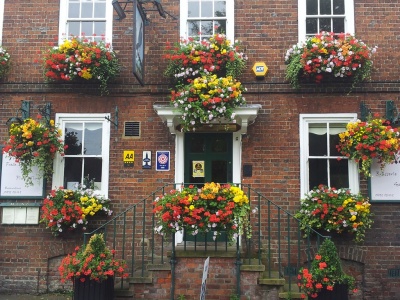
top-left (153, 182), bottom-right (252, 242)
top-left (0, 45), bottom-right (11, 79)
top-left (42, 36), bottom-right (120, 95)
top-left (164, 33), bottom-right (247, 84)
top-left (171, 74), bottom-right (246, 131)
top-left (59, 233), bottom-right (128, 283)
top-left (40, 184), bottom-right (112, 236)
top-left (295, 184), bottom-right (373, 243)
top-left (336, 115), bottom-right (400, 177)
top-left (3, 115), bottom-right (66, 185)
top-left (285, 31), bottom-right (377, 89)
top-left (298, 239), bottom-right (357, 299)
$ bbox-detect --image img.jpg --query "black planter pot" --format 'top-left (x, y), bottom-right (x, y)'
top-left (73, 275), bottom-right (114, 300)
top-left (310, 284), bottom-right (349, 300)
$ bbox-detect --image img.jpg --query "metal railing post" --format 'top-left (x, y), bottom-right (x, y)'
top-left (170, 234), bottom-right (176, 300)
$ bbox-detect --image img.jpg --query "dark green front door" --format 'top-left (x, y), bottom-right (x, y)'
top-left (184, 133), bottom-right (233, 185)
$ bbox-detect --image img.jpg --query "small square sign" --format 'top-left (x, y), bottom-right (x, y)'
top-left (156, 151), bottom-right (170, 171)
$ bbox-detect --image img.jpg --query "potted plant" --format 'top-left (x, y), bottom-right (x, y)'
top-left (3, 115), bottom-right (66, 185)
top-left (295, 184), bottom-right (373, 243)
top-left (59, 233), bottom-right (128, 300)
top-left (41, 36), bottom-right (120, 95)
top-left (153, 182), bottom-right (252, 242)
top-left (163, 33), bottom-right (248, 85)
top-left (298, 239), bottom-right (357, 299)
top-left (284, 31), bottom-right (377, 90)
top-left (0, 45), bottom-right (11, 79)
top-left (336, 114), bottom-right (400, 177)
top-left (170, 74), bottom-right (247, 131)
top-left (40, 183), bottom-right (113, 236)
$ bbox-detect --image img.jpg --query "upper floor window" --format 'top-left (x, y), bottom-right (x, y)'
top-left (180, 0), bottom-right (234, 41)
top-left (59, 0), bottom-right (113, 44)
top-left (300, 114), bottom-right (359, 197)
top-left (298, 0), bottom-right (354, 40)
top-left (53, 114), bottom-right (111, 197)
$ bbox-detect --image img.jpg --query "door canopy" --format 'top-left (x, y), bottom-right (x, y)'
top-left (153, 104), bottom-right (262, 134)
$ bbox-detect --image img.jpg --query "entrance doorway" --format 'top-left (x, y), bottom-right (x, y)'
top-left (184, 133), bottom-right (233, 185)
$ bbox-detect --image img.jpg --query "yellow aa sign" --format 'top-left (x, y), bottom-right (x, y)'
top-left (123, 151), bottom-right (135, 167)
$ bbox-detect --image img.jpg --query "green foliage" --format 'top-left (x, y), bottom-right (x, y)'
top-left (0, 45), bottom-right (11, 79)
top-left (3, 117), bottom-right (65, 185)
top-left (153, 182), bottom-right (252, 242)
top-left (42, 37), bottom-right (120, 95)
top-left (59, 233), bottom-right (128, 282)
top-left (284, 31), bottom-right (377, 90)
top-left (298, 239), bottom-right (356, 298)
top-left (295, 184), bottom-right (373, 243)
top-left (337, 115), bottom-right (400, 178)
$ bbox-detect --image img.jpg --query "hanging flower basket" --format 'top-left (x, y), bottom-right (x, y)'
top-left (336, 115), bottom-right (400, 177)
top-left (295, 185), bottom-right (373, 243)
top-left (284, 31), bottom-right (377, 90)
top-left (41, 37), bottom-right (120, 95)
top-left (153, 182), bottom-right (252, 242)
top-left (171, 74), bottom-right (246, 131)
top-left (0, 45), bottom-right (11, 79)
top-left (164, 33), bottom-right (247, 84)
top-left (40, 184), bottom-right (113, 236)
top-left (3, 115), bottom-right (66, 185)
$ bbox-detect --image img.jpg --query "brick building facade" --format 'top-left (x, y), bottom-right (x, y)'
top-left (0, 0), bottom-right (400, 299)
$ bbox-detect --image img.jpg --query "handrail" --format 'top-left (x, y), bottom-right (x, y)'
top-left (82, 182), bottom-right (328, 298)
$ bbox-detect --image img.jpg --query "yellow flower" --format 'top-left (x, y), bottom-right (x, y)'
top-left (350, 215), bottom-right (356, 221)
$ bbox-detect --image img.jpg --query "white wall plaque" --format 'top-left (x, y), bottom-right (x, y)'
top-left (370, 157), bottom-right (400, 202)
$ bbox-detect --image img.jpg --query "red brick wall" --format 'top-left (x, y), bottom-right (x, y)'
top-left (1, 0), bottom-right (400, 299)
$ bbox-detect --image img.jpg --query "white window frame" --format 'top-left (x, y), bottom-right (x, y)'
top-left (180, 0), bottom-right (235, 41)
top-left (298, 0), bottom-right (355, 41)
top-left (58, 0), bottom-right (114, 44)
top-left (299, 113), bottom-right (359, 197)
top-left (52, 113), bottom-right (111, 198)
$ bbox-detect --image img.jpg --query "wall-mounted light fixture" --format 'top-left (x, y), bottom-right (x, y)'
top-left (37, 102), bottom-right (52, 125)
top-left (112, 0), bottom-right (127, 20)
top-left (6, 100), bottom-right (31, 129)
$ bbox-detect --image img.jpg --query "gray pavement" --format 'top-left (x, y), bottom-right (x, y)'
top-left (0, 294), bottom-right (71, 300)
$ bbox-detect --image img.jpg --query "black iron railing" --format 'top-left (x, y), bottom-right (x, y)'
top-left (83, 183), bottom-right (327, 299)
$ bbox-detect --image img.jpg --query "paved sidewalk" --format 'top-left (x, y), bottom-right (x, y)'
top-left (0, 294), bottom-right (71, 300)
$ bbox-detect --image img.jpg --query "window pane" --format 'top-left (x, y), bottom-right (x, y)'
top-left (64, 157), bottom-right (83, 188)
top-left (81, 2), bottom-right (93, 18)
top-left (320, 0), bottom-right (331, 15)
top-left (189, 136), bottom-right (205, 153)
top-left (68, 22), bottom-right (80, 36)
top-left (188, 21), bottom-right (200, 36)
top-left (94, 22), bottom-right (106, 36)
top-left (68, 3), bottom-right (80, 18)
top-left (201, 1), bottom-right (213, 17)
top-left (329, 132), bottom-right (341, 156)
top-left (94, 3), bottom-right (106, 18)
top-left (201, 21), bottom-right (213, 36)
top-left (330, 159), bottom-right (349, 188)
top-left (306, 18), bottom-right (318, 34)
top-left (188, 1), bottom-right (199, 17)
top-left (333, 0), bottom-right (344, 14)
top-left (83, 158), bottom-right (103, 190)
top-left (319, 18), bottom-right (331, 32)
top-left (211, 138), bottom-right (227, 152)
top-left (332, 18), bottom-right (345, 33)
top-left (306, 0), bottom-right (318, 15)
top-left (84, 123), bottom-right (103, 155)
top-left (215, 20), bottom-right (226, 33)
top-left (309, 124), bottom-right (328, 156)
top-left (81, 22), bottom-right (93, 36)
top-left (214, 1), bottom-right (226, 17)
top-left (309, 159), bottom-right (328, 189)
top-left (212, 160), bottom-right (227, 183)
top-left (65, 123), bottom-right (83, 155)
